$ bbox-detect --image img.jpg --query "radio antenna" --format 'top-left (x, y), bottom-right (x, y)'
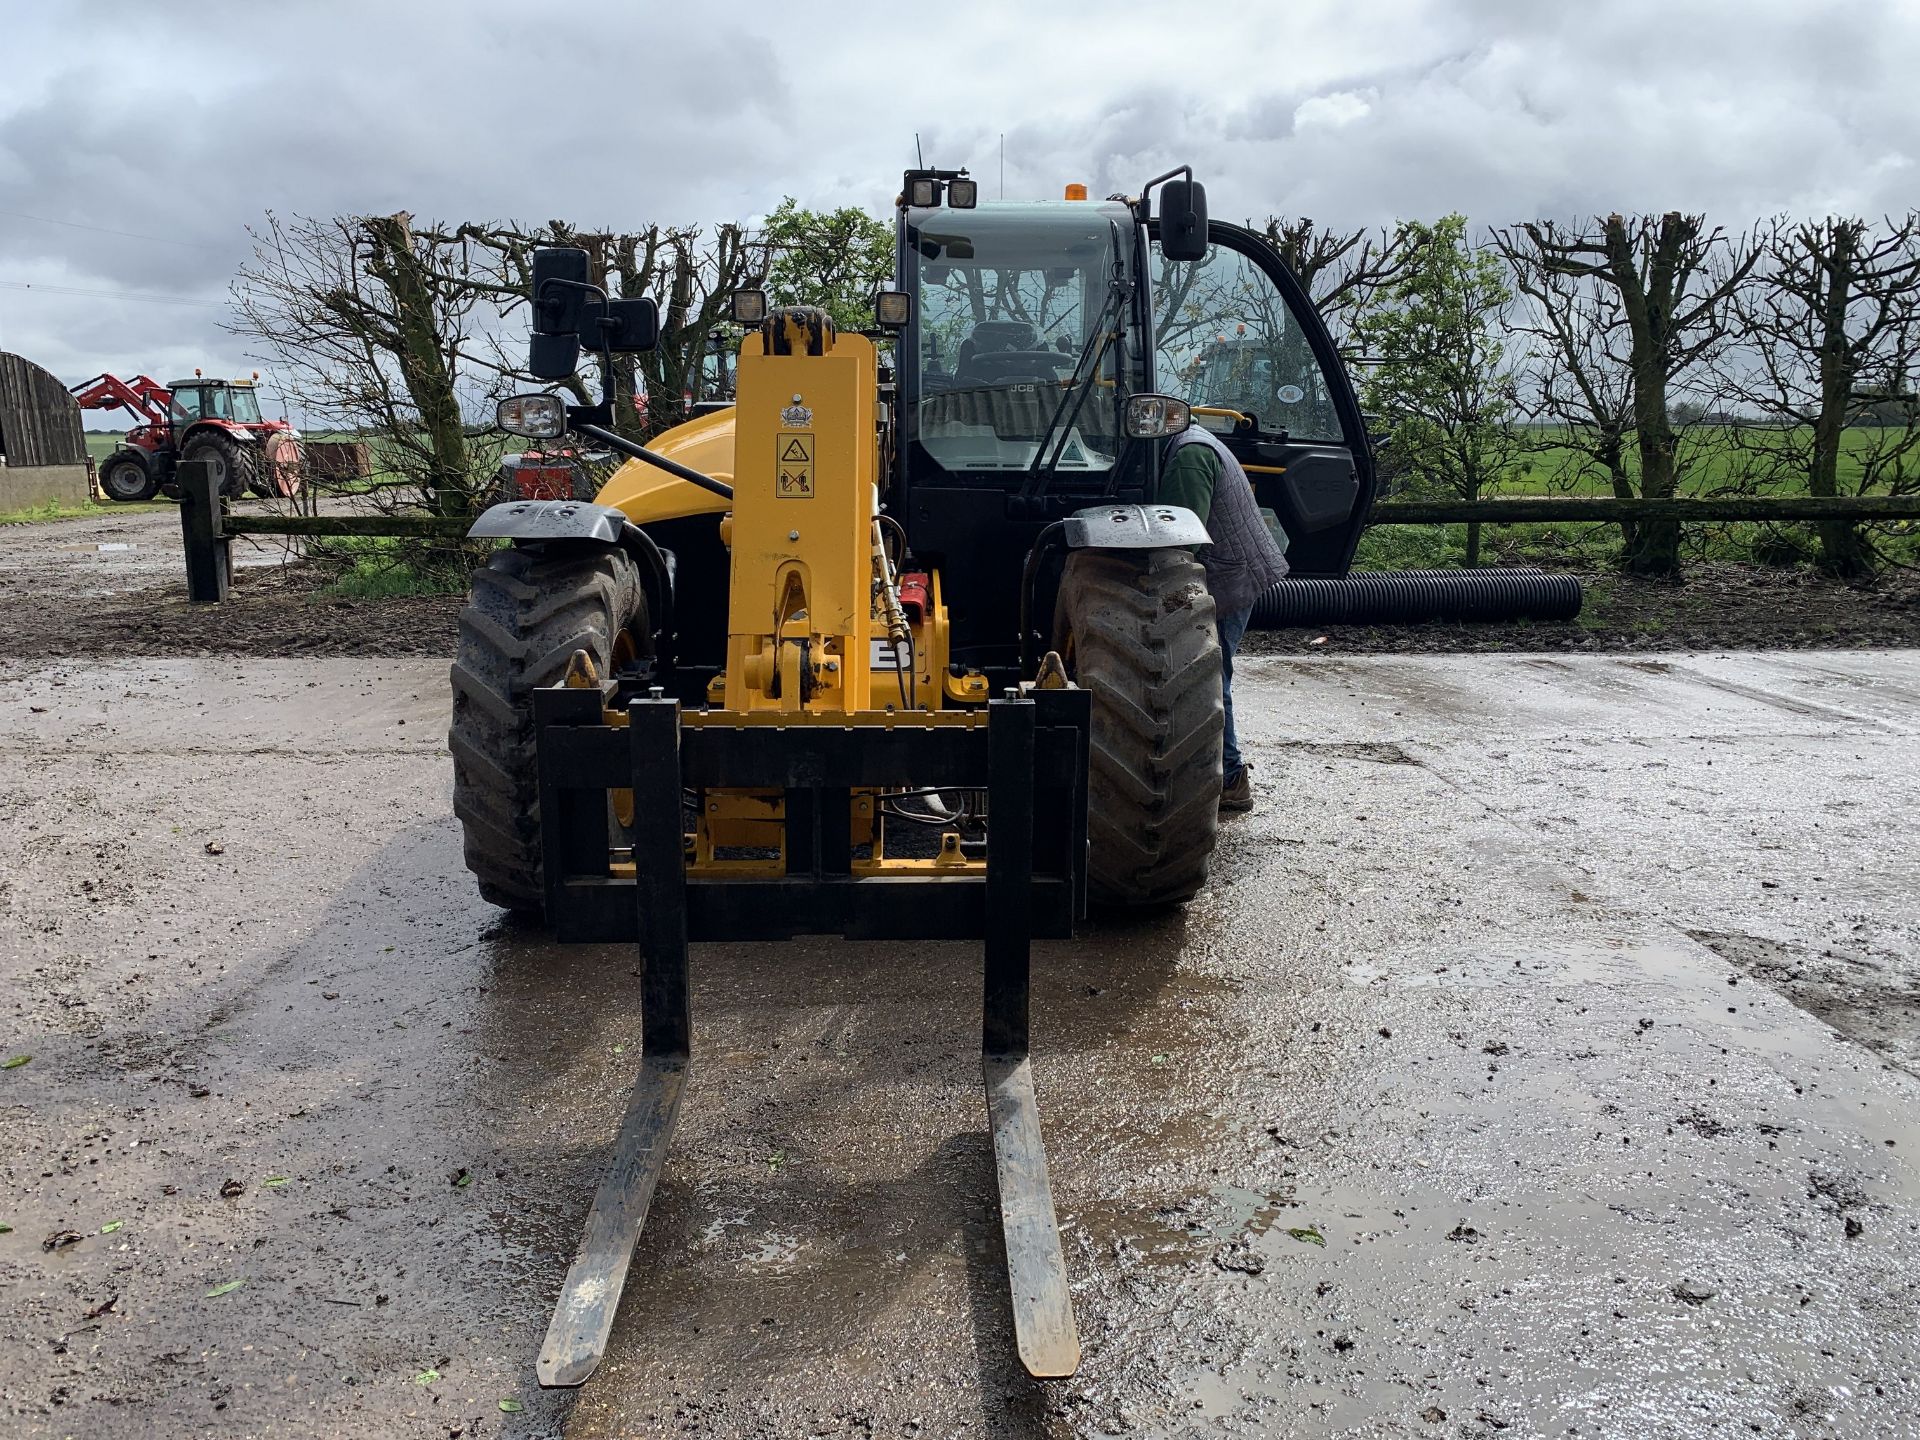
top-left (915, 132), bottom-right (925, 168)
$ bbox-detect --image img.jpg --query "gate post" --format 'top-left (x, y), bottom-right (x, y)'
top-left (178, 460), bottom-right (230, 603)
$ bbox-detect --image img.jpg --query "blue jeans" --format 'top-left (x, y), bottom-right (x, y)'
top-left (1218, 604), bottom-right (1251, 782)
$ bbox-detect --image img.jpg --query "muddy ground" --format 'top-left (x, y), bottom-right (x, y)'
top-left (2, 506), bottom-right (1919, 1439)
top-left (4, 655), bottom-right (1919, 1438)
top-left (5, 505), bottom-right (1920, 660)
top-left (0, 505), bottom-right (458, 660)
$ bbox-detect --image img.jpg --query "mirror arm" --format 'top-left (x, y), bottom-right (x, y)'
top-left (575, 423), bottom-right (734, 501)
top-left (1137, 164), bottom-right (1193, 200)
top-left (536, 275), bottom-right (605, 332)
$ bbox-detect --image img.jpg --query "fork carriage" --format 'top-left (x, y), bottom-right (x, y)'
top-left (531, 677), bottom-right (1090, 1384)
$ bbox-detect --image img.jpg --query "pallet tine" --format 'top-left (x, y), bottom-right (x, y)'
top-left (983, 697), bottom-right (1081, 1379)
top-left (537, 697), bottom-right (691, 1388)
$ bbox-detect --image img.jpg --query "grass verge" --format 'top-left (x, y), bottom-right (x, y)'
top-left (0, 498), bottom-right (174, 525)
top-left (308, 535), bottom-right (480, 598)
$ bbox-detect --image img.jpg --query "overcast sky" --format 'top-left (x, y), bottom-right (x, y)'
top-left (3, 0), bottom-right (1915, 407)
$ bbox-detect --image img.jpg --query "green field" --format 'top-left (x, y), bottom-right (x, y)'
top-left (1367, 425), bottom-right (1918, 571)
top-left (1483, 425), bottom-right (1907, 498)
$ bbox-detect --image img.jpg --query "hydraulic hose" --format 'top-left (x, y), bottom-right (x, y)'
top-left (1017, 521), bottom-right (1069, 679)
top-left (618, 522), bottom-right (677, 660)
top-left (578, 423), bottom-right (733, 501)
top-left (1249, 567), bottom-right (1583, 629)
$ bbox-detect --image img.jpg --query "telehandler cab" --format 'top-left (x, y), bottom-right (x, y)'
top-left (450, 165), bottom-right (1373, 1386)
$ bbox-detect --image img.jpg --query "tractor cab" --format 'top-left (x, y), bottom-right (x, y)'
top-left (166, 378), bottom-right (266, 428)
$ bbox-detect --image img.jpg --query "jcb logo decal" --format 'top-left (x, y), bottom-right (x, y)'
top-left (776, 432), bottom-right (814, 498)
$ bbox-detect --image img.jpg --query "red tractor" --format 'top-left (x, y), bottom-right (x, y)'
top-left (71, 371), bottom-right (303, 502)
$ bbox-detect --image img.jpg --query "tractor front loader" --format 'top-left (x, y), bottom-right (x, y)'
top-left (449, 165), bottom-right (1374, 1385)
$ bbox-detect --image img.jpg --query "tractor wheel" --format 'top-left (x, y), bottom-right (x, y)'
top-left (99, 450), bottom-right (158, 502)
top-left (180, 430), bottom-right (257, 499)
top-left (1053, 547), bottom-right (1223, 907)
top-left (449, 543), bottom-right (649, 913)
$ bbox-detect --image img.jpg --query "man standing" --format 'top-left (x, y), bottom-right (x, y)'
top-left (1157, 423), bottom-right (1289, 813)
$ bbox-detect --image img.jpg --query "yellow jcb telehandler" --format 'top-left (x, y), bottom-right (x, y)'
top-left (449, 164), bottom-right (1376, 1386)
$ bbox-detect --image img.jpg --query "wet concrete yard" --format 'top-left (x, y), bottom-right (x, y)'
top-left (2, 651), bottom-right (1917, 1438)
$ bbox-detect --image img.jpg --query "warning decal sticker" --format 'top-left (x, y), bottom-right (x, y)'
top-left (775, 431), bottom-right (814, 497)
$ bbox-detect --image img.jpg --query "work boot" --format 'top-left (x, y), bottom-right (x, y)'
top-left (1219, 765), bottom-right (1254, 814)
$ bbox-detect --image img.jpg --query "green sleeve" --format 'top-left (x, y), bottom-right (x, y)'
top-left (1156, 443), bottom-right (1218, 529)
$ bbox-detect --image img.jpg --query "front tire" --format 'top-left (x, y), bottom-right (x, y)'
top-left (180, 430), bottom-right (257, 499)
top-left (1054, 547), bottom-right (1223, 907)
top-left (449, 544), bottom-right (649, 913)
top-left (99, 450), bottom-right (157, 502)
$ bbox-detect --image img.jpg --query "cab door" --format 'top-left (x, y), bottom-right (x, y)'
top-left (1148, 222), bottom-right (1375, 577)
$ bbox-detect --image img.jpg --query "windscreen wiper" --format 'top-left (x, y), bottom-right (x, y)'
top-left (1022, 221), bottom-right (1130, 502)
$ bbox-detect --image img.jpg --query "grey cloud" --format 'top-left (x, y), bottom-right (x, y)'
top-left (2, 0), bottom-right (1915, 385)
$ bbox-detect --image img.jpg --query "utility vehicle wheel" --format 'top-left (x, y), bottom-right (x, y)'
top-left (449, 543), bottom-right (649, 913)
top-left (1053, 547), bottom-right (1223, 907)
top-left (180, 430), bottom-right (257, 499)
top-left (99, 451), bottom-right (157, 502)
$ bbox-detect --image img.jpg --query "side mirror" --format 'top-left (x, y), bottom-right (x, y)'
top-left (529, 331), bottom-right (581, 381)
top-left (528, 248), bottom-right (591, 379)
top-left (1158, 179), bottom-right (1209, 263)
top-left (580, 296), bottom-right (659, 353)
top-left (497, 392), bottom-right (567, 438)
top-left (1125, 393), bottom-right (1192, 438)
top-left (531, 248), bottom-right (590, 335)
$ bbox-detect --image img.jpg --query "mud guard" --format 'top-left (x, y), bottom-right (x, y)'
top-left (469, 501), bottom-right (675, 654)
top-left (1062, 502), bottom-right (1208, 550)
top-left (467, 499), bottom-right (628, 546)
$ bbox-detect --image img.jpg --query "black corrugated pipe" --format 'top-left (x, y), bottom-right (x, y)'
top-left (1249, 567), bottom-right (1583, 629)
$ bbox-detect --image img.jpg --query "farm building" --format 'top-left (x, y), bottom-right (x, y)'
top-left (0, 351), bottom-right (89, 509)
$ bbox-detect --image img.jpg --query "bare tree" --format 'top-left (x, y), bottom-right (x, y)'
top-left (1258, 218), bottom-right (1421, 358)
top-left (440, 221), bottom-right (762, 441)
top-left (232, 212), bottom-right (520, 523)
top-left (236, 214), bottom-right (769, 539)
top-left (1495, 229), bottom-right (1637, 557)
top-left (1497, 213), bottom-right (1759, 575)
top-left (1720, 214), bottom-right (1920, 576)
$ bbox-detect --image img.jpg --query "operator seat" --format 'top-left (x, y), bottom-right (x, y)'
top-left (935, 319), bottom-right (1066, 440)
top-left (954, 320), bottom-right (1045, 386)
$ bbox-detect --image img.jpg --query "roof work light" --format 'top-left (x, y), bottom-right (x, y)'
top-left (729, 288), bottom-right (768, 325)
top-left (874, 289), bottom-right (912, 328)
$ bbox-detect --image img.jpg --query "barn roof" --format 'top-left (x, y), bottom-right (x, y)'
top-left (0, 352), bottom-right (87, 469)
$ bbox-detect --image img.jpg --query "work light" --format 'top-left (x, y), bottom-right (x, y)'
top-left (1124, 393), bottom-right (1192, 439)
top-left (729, 287), bottom-right (768, 325)
top-left (874, 289), bottom-right (912, 328)
top-left (946, 178), bottom-right (978, 209)
top-left (497, 393), bottom-right (567, 439)
top-left (907, 177), bottom-right (942, 208)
